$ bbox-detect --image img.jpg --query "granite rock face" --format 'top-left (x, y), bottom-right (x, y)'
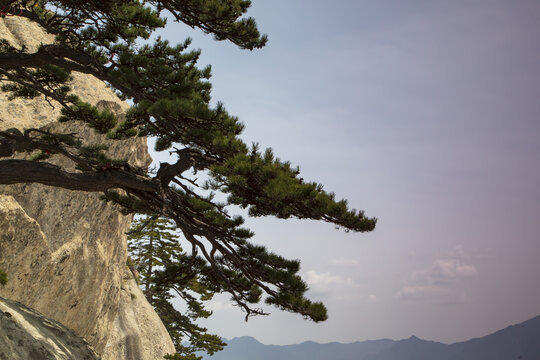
top-left (0, 296), bottom-right (99, 360)
top-left (102, 269), bottom-right (179, 360)
top-left (0, 16), bottom-right (176, 359)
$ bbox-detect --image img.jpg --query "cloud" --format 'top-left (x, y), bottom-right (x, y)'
top-left (329, 257), bottom-right (360, 267)
top-left (206, 299), bottom-right (235, 312)
top-left (428, 258), bottom-right (477, 283)
top-left (303, 270), bottom-right (358, 295)
top-left (409, 256), bottom-right (478, 286)
top-left (397, 249), bottom-right (478, 303)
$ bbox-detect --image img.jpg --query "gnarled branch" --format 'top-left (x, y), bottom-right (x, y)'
top-left (0, 159), bottom-right (158, 192)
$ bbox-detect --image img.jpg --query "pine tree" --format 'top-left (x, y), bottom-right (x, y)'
top-left (0, 0), bottom-right (377, 351)
top-left (128, 216), bottom-right (225, 359)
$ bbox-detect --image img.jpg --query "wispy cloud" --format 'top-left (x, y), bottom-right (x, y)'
top-left (423, 258), bottom-right (477, 285)
top-left (397, 248), bottom-right (477, 303)
top-left (206, 299), bottom-right (235, 312)
top-left (303, 270), bottom-right (358, 296)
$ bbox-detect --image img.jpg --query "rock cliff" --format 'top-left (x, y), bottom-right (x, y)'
top-left (0, 16), bottom-right (176, 359)
top-left (0, 295), bottom-right (99, 360)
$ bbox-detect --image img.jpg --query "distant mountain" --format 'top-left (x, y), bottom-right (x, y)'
top-left (201, 314), bottom-right (540, 360)
top-left (447, 314), bottom-right (540, 360)
top-left (202, 336), bottom-right (396, 360)
top-left (365, 314), bottom-right (540, 360)
top-left (363, 336), bottom-right (450, 360)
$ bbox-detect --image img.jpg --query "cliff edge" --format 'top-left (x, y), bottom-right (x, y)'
top-left (0, 16), bottom-right (176, 359)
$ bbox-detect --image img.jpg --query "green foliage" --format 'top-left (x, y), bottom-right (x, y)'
top-left (2, 63), bottom-right (72, 100)
top-left (59, 101), bottom-right (118, 133)
top-left (163, 353), bottom-right (201, 360)
top-left (128, 216), bottom-right (226, 359)
top-left (107, 120), bottom-right (139, 139)
top-left (210, 145), bottom-right (376, 232)
top-left (159, 0), bottom-right (268, 50)
top-left (0, 39), bottom-right (16, 53)
top-left (30, 149), bottom-right (51, 161)
top-left (0, 269), bottom-right (7, 286)
top-left (1, 82), bottom-right (41, 100)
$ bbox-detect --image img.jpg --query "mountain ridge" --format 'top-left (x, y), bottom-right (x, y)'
top-left (202, 314), bottom-right (540, 360)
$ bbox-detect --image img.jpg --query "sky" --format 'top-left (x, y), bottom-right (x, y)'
top-left (150, 0), bottom-right (540, 345)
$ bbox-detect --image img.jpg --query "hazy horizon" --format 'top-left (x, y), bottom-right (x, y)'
top-left (219, 312), bottom-right (540, 346)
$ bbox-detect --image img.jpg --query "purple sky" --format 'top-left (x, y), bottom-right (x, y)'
top-left (152, 0), bottom-right (540, 345)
